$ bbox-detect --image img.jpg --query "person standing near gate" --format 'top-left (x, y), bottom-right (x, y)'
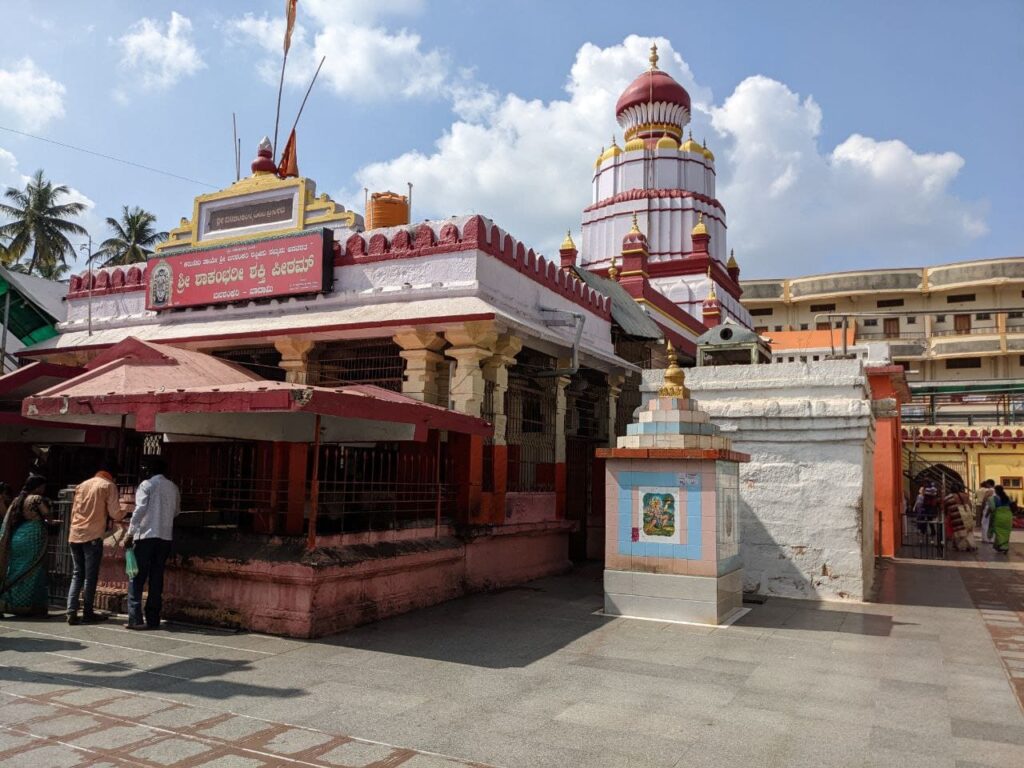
top-left (125, 457), bottom-right (180, 631)
top-left (66, 458), bottom-right (126, 625)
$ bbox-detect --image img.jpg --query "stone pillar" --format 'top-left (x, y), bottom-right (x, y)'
top-left (480, 335), bottom-right (523, 525)
top-left (394, 330), bottom-right (446, 405)
top-left (444, 323), bottom-right (498, 417)
top-left (275, 338), bottom-right (316, 384)
top-left (607, 373), bottom-right (624, 449)
top-left (481, 335), bottom-right (523, 444)
top-left (553, 368), bottom-right (571, 520)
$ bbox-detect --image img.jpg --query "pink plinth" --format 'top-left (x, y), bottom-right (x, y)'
top-left (96, 521), bottom-right (572, 638)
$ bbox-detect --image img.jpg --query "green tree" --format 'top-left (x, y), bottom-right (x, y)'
top-left (97, 205), bottom-right (168, 267)
top-left (0, 170), bottom-right (87, 277)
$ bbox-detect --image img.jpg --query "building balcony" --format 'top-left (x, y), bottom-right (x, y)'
top-left (857, 331), bottom-right (926, 341)
top-left (931, 325), bottom-right (999, 337)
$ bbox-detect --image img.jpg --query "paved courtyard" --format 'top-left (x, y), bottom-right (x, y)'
top-left (2, 541), bottom-right (1024, 768)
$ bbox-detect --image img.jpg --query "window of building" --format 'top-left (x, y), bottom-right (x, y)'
top-left (815, 322), bottom-right (830, 331)
top-left (812, 355), bottom-right (820, 361)
top-left (774, 325), bottom-right (784, 332)
top-left (799, 323), bottom-right (808, 330)
top-left (935, 315), bottom-right (946, 323)
top-left (945, 357), bottom-right (982, 369)
top-left (749, 307), bottom-right (773, 316)
top-left (877, 298), bottom-right (904, 308)
top-left (1009, 312), bottom-right (1024, 319)
top-left (976, 313), bottom-right (991, 321)
top-left (788, 357), bottom-right (795, 363)
top-left (947, 293), bottom-right (976, 303)
top-left (809, 303), bottom-right (836, 312)
top-left (754, 326), bottom-right (768, 333)
top-left (834, 321), bottom-right (843, 329)
top-left (799, 356), bottom-right (807, 363)
top-left (1019, 355), bottom-right (1024, 366)
top-left (906, 316), bottom-right (916, 324)
top-left (1001, 477), bottom-right (1023, 490)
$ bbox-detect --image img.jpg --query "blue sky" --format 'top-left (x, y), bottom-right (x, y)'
top-left (0, 0), bottom-right (1021, 278)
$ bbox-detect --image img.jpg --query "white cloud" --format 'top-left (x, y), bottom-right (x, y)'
top-left (226, 0), bottom-right (449, 102)
top-left (710, 76), bottom-right (987, 273)
top-left (0, 58), bottom-right (66, 130)
top-left (351, 35), bottom-right (711, 255)
top-left (352, 37), bottom-right (985, 274)
top-left (118, 12), bottom-right (205, 90)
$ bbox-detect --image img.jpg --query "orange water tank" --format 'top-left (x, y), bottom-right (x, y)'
top-left (366, 191), bottom-right (409, 230)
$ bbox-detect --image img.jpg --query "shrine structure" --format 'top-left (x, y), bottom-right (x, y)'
top-left (5, 46), bottom-right (753, 636)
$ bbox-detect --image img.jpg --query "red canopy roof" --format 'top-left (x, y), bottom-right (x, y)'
top-left (23, 338), bottom-right (492, 442)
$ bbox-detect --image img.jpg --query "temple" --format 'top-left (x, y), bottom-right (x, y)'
top-left (1, 46), bottom-right (760, 636)
top-left (579, 44), bottom-right (752, 346)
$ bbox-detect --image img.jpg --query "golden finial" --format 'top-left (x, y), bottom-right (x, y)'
top-left (611, 133), bottom-right (619, 147)
top-left (692, 211), bottom-right (707, 236)
top-left (727, 248), bottom-right (738, 269)
top-left (649, 42), bottom-right (659, 71)
top-left (560, 229), bottom-right (576, 250)
top-left (659, 340), bottom-right (690, 398)
top-left (608, 254), bottom-right (620, 281)
top-left (630, 211), bottom-right (640, 233)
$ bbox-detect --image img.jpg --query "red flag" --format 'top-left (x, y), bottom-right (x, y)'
top-left (277, 129), bottom-right (298, 178)
top-left (283, 0), bottom-right (298, 54)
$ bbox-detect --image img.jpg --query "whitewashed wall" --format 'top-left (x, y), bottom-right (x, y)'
top-left (642, 360), bottom-right (877, 601)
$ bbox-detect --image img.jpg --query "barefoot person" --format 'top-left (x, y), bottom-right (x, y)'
top-left (66, 458), bottom-right (127, 625)
top-left (125, 457), bottom-right (180, 630)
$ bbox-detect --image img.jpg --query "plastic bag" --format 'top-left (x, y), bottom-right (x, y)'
top-left (125, 548), bottom-right (139, 579)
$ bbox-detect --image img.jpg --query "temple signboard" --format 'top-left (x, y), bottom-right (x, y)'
top-left (146, 229), bottom-right (333, 311)
top-left (205, 195), bottom-right (295, 235)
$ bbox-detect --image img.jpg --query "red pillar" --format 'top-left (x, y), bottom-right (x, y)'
top-left (866, 366), bottom-right (910, 558)
top-left (285, 443), bottom-right (308, 536)
top-left (450, 432), bottom-right (484, 524)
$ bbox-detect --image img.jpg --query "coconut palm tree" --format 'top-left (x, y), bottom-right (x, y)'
top-left (97, 206), bottom-right (168, 266)
top-left (0, 170), bottom-right (87, 277)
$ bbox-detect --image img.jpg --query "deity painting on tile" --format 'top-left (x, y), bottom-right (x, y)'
top-left (638, 487), bottom-right (680, 544)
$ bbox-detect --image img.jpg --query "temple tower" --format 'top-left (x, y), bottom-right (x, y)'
top-left (580, 44), bottom-right (751, 329)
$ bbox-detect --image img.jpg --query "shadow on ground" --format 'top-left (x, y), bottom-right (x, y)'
top-left (320, 566), bottom-right (613, 669)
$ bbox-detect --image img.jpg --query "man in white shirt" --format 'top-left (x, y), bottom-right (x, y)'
top-left (125, 456), bottom-right (180, 630)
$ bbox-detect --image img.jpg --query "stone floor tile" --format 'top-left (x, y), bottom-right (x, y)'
top-left (24, 714), bottom-right (103, 738)
top-left (195, 716), bottom-right (276, 741)
top-left (319, 740), bottom-right (403, 766)
top-left (259, 727), bottom-right (334, 754)
top-left (192, 757), bottom-right (266, 768)
top-left (129, 736), bottom-right (214, 765)
top-left (2, 743), bottom-right (89, 767)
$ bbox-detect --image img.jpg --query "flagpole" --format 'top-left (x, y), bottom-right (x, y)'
top-left (272, 49), bottom-right (289, 160)
top-left (289, 56), bottom-right (326, 136)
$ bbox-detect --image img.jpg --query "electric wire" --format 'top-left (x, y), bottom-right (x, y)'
top-left (0, 125), bottom-right (219, 189)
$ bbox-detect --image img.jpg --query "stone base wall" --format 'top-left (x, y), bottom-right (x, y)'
top-left (604, 568), bottom-right (742, 624)
top-left (96, 522), bottom-right (572, 638)
top-left (644, 360), bottom-right (877, 601)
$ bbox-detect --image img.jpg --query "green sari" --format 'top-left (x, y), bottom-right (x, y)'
top-left (989, 500), bottom-right (1013, 553)
top-left (0, 496), bottom-right (50, 616)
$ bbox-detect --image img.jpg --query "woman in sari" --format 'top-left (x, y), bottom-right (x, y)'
top-left (986, 485), bottom-right (1014, 555)
top-left (0, 475), bottom-right (52, 617)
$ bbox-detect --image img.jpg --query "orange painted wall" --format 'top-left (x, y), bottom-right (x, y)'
top-left (866, 367), bottom-right (909, 558)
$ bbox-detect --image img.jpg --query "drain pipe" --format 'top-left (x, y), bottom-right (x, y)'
top-left (537, 308), bottom-right (585, 377)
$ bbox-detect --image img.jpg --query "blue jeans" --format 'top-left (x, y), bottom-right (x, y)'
top-left (127, 538), bottom-right (172, 628)
top-left (67, 539), bottom-right (104, 617)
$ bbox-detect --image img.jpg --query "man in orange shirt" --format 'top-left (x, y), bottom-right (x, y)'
top-left (66, 459), bottom-right (126, 625)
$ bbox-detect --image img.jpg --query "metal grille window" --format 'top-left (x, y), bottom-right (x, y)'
top-left (315, 340), bottom-right (405, 391)
top-left (213, 346), bottom-right (285, 381)
top-left (506, 366), bottom-right (556, 492)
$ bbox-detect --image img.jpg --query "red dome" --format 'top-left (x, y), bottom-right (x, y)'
top-left (615, 70), bottom-right (692, 118)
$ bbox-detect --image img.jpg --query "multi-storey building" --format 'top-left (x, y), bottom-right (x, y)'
top-left (742, 258), bottom-right (1024, 493)
top-left (741, 257), bottom-right (1024, 382)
